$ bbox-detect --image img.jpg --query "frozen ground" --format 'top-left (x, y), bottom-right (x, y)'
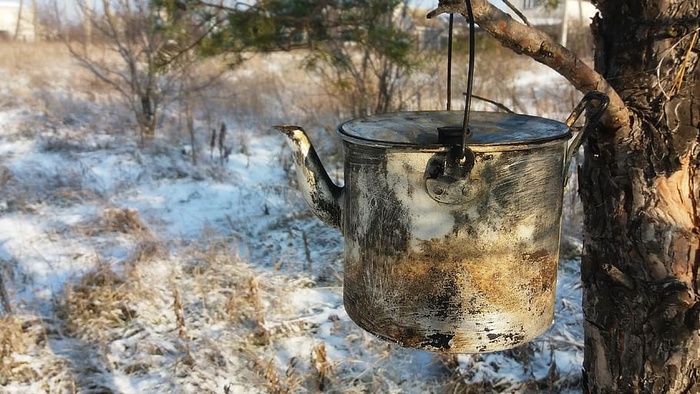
top-left (0, 44), bottom-right (585, 393)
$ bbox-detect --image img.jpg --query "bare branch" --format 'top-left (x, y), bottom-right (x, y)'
top-left (427, 0), bottom-right (631, 133)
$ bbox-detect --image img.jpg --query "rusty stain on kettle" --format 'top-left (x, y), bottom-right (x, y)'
top-left (344, 232), bottom-right (559, 352)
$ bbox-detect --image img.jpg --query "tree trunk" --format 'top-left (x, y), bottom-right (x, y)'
top-left (580, 1), bottom-right (700, 392)
top-left (139, 89), bottom-right (156, 144)
top-left (14, 0), bottom-right (24, 40)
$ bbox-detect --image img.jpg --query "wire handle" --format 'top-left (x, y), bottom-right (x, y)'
top-left (460, 0), bottom-right (475, 161)
top-left (443, 0), bottom-right (476, 164)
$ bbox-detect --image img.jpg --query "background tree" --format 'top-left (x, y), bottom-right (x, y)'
top-left (429, 0), bottom-right (699, 392)
top-left (59, 0), bottom-right (225, 144)
top-left (207, 0), bottom-right (419, 118)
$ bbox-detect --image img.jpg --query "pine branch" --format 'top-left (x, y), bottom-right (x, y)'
top-left (427, 0), bottom-right (630, 133)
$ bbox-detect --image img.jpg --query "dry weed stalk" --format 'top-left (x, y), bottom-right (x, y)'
top-left (302, 231), bottom-right (312, 273)
top-left (172, 287), bottom-right (195, 367)
top-left (310, 342), bottom-right (334, 391)
top-left (253, 357), bottom-right (302, 394)
top-left (247, 277), bottom-right (271, 346)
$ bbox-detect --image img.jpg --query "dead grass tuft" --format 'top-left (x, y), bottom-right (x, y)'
top-left (252, 357), bottom-right (302, 394)
top-left (0, 317), bottom-right (27, 382)
top-left (0, 317), bottom-right (60, 387)
top-left (245, 277), bottom-right (271, 346)
top-left (172, 287), bottom-right (195, 368)
top-left (59, 264), bottom-right (136, 340)
top-left (101, 207), bottom-right (148, 234)
top-left (129, 237), bottom-right (163, 265)
top-left (79, 207), bottom-right (164, 265)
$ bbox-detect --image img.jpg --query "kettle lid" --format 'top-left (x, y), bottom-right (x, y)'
top-left (337, 111), bottom-right (570, 147)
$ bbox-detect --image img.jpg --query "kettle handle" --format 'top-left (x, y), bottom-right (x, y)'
top-left (563, 91), bottom-right (610, 176)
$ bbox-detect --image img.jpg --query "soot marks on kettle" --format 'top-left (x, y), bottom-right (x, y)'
top-left (402, 162), bottom-right (416, 198)
top-left (310, 190), bottom-right (342, 229)
top-left (422, 332), bottom-right (454, 350)
top-left (363, 173), bottom-right (411, 255)
top-left (343, 147), bottom-right (412, 255)
top-left (426, 266), bottom-right (462, 319)
top-left (485, 331), bottom-right (526, 344)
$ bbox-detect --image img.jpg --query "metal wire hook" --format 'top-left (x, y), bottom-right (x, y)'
top-left (443, 0), bottom-right (476, 163)
top-left (461, 0), bottom-right (475, 160)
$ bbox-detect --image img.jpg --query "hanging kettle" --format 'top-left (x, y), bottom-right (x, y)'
top-left (274, 90), bottom-right (607, 353)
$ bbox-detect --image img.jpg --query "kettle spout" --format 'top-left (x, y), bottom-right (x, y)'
top-left (274, 125), bottom-right (343, 230)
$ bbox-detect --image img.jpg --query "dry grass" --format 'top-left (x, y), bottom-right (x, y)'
top-left (0, 316), bottom-right (78, 389)
top-left (58, 264), bottom-right (136, 340)
top-left (0, 316), bottom-right (28, 383)
top-left (80, 207), bottom-right (164, 265)
top-left (310, 342), bottom-right (334, 391)
top-left (0, 42), bottom-right (106, 106)
top-left (248, 341), bottom-right (337, 394)
top-left (0, 42), bottom-right (73, 75)
top-left (101, 207), bottom-right (148, 234)
top-left (57, 211), bottom-right (163, 343)
top-left (252, 356), bottom-right (303, 394)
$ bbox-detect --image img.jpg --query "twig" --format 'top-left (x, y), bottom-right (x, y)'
top-left (601, 262), bottom-right (635, 290)
top-left (657, 27), bottom-right (700, 99)
top-left (472, 94), bottom-right (515, 113)
top-left (173, 287), bottom-right (195, 366)
top-left (669, 31), bottom-right (698, 95)
top-left (501, 0), bottom-right (530, 26)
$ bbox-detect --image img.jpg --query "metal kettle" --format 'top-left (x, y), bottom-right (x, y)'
top-left (275, 91), bottom-right (608, 353)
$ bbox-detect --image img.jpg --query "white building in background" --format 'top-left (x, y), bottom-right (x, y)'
top-left (0, 1), bottom-right (36, 41)
top-left (514, 0), bottom-right (597, 46)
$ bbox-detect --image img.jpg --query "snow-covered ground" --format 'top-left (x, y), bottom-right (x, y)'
top-left (0, 44), bottom-right (585, 393)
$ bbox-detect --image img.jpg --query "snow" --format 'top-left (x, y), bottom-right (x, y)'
top-left (0, 46), bottom-right (586, 393)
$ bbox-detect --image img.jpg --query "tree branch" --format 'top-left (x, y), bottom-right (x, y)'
top-left (427, 0), bottom-right (630, 133)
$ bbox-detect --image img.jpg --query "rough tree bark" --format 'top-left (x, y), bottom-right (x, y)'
top-left (581, 1), bottom-right (700, 392)
top-left (429, 0), bottom-right (700, 392)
